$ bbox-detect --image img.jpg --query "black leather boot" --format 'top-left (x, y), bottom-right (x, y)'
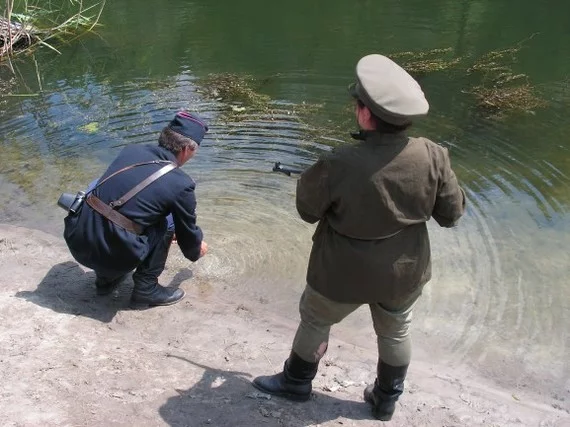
top-left (130, 229), bottom-right (185, 309)
top-left (95, 272), bottom-right (130, 296)
top-left (130, 284), bottom-right (185, 308)
top-left (364, 361), bottom-right (408, 421)
top-left (252, 351), bottom-right (319, 401)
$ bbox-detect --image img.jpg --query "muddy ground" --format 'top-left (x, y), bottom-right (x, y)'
top-left (0, 224), bottom-right (568, 427)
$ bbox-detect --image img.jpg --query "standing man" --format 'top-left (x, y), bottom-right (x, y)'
top-left (252, 54), bottom-right (466, 421)
top-left (63, 111), bottom-right (209, 309)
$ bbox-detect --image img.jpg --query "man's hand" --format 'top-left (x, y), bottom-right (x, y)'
top-left (199, 241), bottom-right (208, 258)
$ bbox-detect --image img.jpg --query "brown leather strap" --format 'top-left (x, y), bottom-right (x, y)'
top-left (109, 163), bottom-right (177, 208)
top-left (86, 194), bottom-right (143, 235)
top-left (94, 160), bottom-right (175, 191)
top-left (86, 160), bottom-right (177, 234)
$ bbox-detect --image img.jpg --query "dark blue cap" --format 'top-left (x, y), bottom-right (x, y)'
top-left (168, 111), bottom-right (209, 145)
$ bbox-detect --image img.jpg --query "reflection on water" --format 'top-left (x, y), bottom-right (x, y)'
top-left (1, 0), bottom-right (569, 402)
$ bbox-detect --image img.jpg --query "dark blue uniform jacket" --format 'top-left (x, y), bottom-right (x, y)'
top-left (64, 144), bottom-right (203, 275)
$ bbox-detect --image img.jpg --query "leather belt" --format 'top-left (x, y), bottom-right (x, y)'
top-left (86, 194), bottom-right (143, 235)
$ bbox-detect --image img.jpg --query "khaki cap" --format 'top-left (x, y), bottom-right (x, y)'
top-left (350, 54), bottom-right (429, 126)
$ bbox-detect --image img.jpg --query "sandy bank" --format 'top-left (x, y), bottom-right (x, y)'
top-left (0, 224), bottom-right (568, 426)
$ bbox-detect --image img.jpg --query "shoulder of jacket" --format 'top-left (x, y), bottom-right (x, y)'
top-left (118, 144), bottom-right (141, 156)
top-left (411, 136), bottom-right (449, 156)
top-left (327, 143), bottom-right (359, 163)
top-left (167, 168), bottom-right (195, 190)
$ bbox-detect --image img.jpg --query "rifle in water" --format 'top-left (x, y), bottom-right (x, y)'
top-left (272, 162), bottom-right (303, 176)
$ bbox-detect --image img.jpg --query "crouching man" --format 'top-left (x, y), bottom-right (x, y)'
top-left (63, 112), bottom-right (209, 309)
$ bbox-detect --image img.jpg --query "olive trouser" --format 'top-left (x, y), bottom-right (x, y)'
top-left (292, 285), bottom-right (419, 367)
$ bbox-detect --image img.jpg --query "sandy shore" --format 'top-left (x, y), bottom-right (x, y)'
top-left (0, 224), bottom-right (568, 427)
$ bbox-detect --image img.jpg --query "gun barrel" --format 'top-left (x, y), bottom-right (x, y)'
top-left (272, 162), bottom-right (303, 176)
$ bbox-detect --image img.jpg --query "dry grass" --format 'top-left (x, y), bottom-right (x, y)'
top-left (0, 16), bottom-right (37, 55)
top-left (1, 0), bottom-right (105, 71)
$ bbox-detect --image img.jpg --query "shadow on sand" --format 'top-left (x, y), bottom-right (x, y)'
top-left (159, 356), bottom-right (373, 427)
top-left (15, 261), bottom-right (124, 323)
top-left (14, 261), bottom-right (194, 323)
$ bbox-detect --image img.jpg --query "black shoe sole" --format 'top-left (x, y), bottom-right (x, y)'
top-left (251, 380), bottom-right (311, 402)
top-left (129, 290), bottom-right (186, 309)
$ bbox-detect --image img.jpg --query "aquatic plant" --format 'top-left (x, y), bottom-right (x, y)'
top-left (79, 121), bottom-right (100, 134)
top-left (390, 48), bottom-right (462, 75)
top-left (197, 73), bottom-right (271, 111)
top-left (389, 40), bottom-right (547, 118)
top-left (197, 72), bottom-right (326, 122)
top-left (468, 83), bottom-right (546, 116)
top-left (0, 71), bottom-right (16, 112)
top-left (0, 136), bottom-right (102, 202)
top-left (465, 44), bottom-right (546, 117)
top-left (194, 72), bottom-right (349, 148)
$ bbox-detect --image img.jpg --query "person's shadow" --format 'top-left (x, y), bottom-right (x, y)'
top-left (15, 262), bottom-right (196, 323)
top-left (167, 268), bottom-right (193, 288)
top-left (15, 261), bottom-right (126, 323)
top-left (159, 356), bottom-right (372, 427)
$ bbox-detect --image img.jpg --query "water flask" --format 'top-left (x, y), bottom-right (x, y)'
top-left (57, 191), bottom-right (86, 214)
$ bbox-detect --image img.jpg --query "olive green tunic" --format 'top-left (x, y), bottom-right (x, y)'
top-left (296, 131), bottom-right (466, 307)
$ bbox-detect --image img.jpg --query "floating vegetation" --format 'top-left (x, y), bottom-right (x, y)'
top-left (79, 121), bottom-right (100, 134)
top-left (466, 40), bottom-right (546, 117)
top-left (468, 83), bottom-right (546, 116)
top-left (197, 73), bottom-right (271, 111)
top-left (197, 72), bottom-right (325, 122)
top-left (390, 48), bottom-right (462, 75)
top-left (388, 38), bottom-right (547, 118)
top-left (1, 0), bottom-right (105, 70)
top-left (194, 72), bottom-right (353, 147)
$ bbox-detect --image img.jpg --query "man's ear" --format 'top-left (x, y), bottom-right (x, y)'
top-left (361, 105), bottom-right (372, 122)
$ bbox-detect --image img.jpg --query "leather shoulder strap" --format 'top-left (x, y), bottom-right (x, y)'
top-left (91, 160), bottom-right (173, 193)
top-left (109, 162), bottom-right (177, 208)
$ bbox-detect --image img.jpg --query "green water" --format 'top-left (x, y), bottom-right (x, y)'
top-left (1, 0), bottom-right (569, 403)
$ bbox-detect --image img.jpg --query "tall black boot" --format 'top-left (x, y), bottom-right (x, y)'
top-left (130, 230), bottom-right (185, 309)
top-left (364, 361), bottom-right (408, 421)
top-left (252, 351), bottom-right (319, 402)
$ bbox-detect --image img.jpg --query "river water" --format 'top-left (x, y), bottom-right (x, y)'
top-left (1, 0), bottom-right (569, 399)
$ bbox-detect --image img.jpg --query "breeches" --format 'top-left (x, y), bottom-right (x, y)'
top-left (292, 285), bottom-right (419, 367)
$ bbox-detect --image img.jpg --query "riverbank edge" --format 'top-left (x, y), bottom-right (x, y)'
top-left (0, 223), bottom-right (568, 427)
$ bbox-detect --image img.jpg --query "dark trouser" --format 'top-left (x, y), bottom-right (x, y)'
top-left (95, 220), bottom-right (174, 289)
top-left (131, 229), bottom-right (174, 290)
top-left (88, 176), bottom-right (176, 287)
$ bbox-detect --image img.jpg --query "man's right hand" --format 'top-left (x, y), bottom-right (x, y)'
top-left (199, 241), bottom-right (208, 258)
